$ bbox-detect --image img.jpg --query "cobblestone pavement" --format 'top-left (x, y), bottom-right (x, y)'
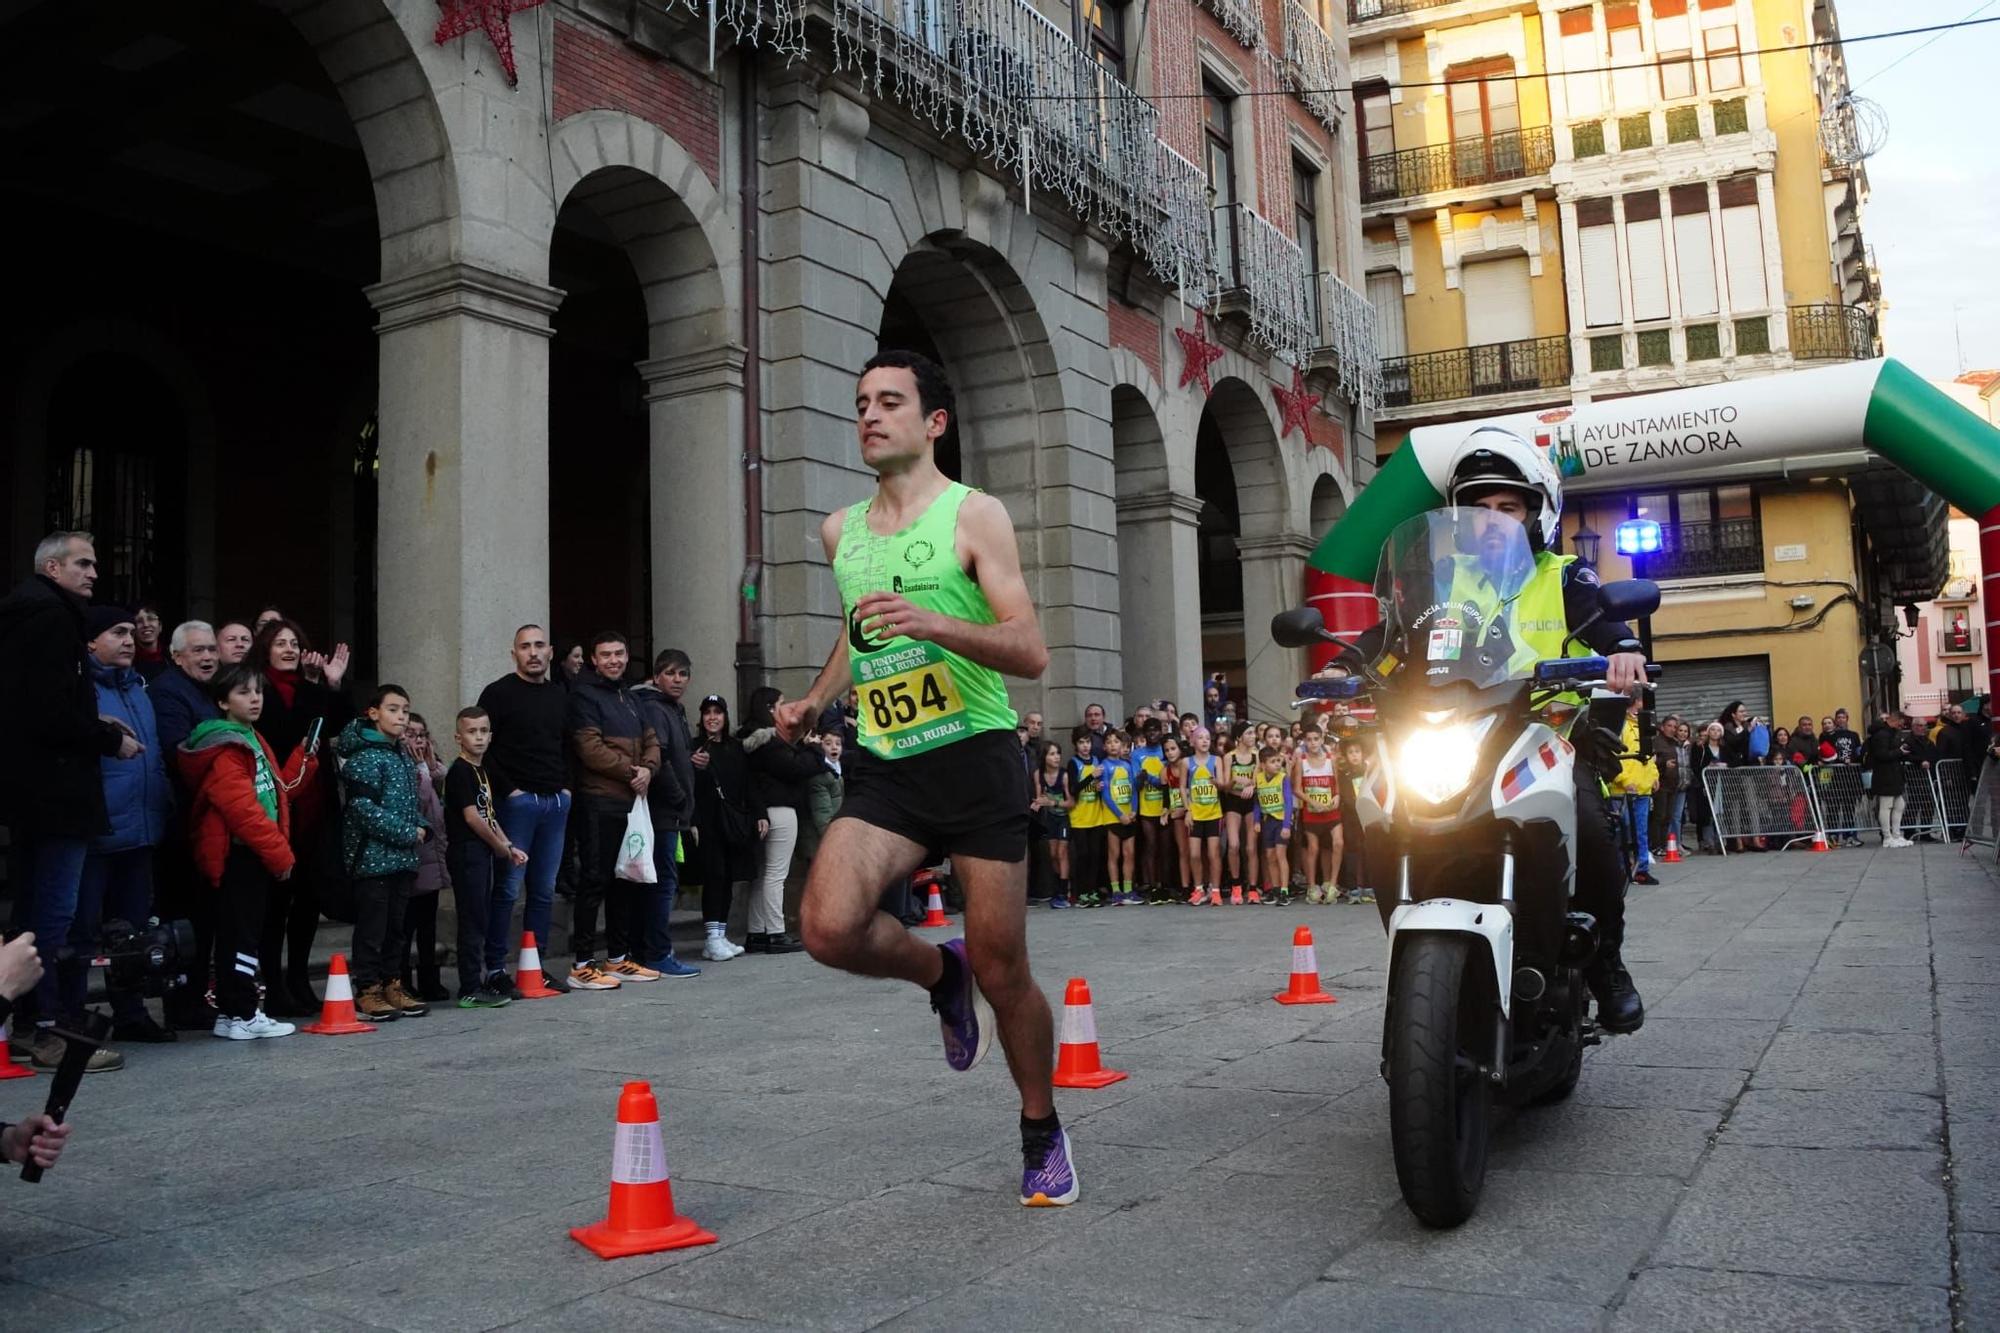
top-left (3, 841), bottom-right (1995, 1330)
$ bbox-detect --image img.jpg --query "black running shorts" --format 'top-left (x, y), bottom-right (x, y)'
top-left (838, 729), bottom-right (1031, 863)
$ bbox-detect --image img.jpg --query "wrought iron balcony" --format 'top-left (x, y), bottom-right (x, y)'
top-left (1633, 518), bottom-right (1765, 581)
top-left (1213, 202), bottom-right (1316, 368)
top-left (1380, 334), bottom-right (1570, 409)
top-left (1349, 0), bottom-right (1468, 22)
top-left (1788, 303), bottom-right (1876, 361)
top-left (1282, 0), bottom-right (1341, 132)
top-left (1361, 126), bottom-right (1555, 205)
top-left (1937, 624), bottom-right (1981, 657)
top-left (1309, 272), bottom-right (1383, 413)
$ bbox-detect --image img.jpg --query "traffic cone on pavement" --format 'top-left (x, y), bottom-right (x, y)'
top-left (918, 882), bottom-right (950, 929)
top-left (0, 1021), bottom-right (34, 1081)
top-left (1811, 827), bottom-right (1832, 852)
top-left (1660, 832), bottom-right (1682, 863)
top-left (1274, 926), bottom-right (1337, 1005)
top-left (1052, 978), bottom-right (1128, 1089)
top-left (302, 954), bottom-right (377, 1035)
top-left (570, 1081), bottom-right (717, 1259)
top-left (514, 932), bottom-right (563, 999)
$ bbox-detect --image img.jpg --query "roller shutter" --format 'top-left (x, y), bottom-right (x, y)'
top-left (1654, 655), bottom-right (1773, 731)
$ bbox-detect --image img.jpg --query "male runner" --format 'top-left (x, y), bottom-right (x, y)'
top-left (775, 349), bottom-right (1075, 1207)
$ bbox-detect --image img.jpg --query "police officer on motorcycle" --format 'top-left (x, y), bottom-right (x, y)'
top-left (1329, 427), bottom-right (1647, 1034)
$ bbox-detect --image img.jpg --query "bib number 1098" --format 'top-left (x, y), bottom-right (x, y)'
top-left (861, 662), bottom-right (962, 733)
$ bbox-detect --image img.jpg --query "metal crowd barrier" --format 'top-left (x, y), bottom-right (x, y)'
top-left (1809, 764), bottom-right (1872, 842)
top-left (1896, 763), bottom-right (1948, 842)
top-left (1962, 758), bottom-right (2000, 851)
top-left (1703, 765), bottom-right (1825, 854)
top-left (1935, 757), bottom-right (1976, 842)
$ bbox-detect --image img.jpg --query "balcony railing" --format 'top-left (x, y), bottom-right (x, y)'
top-left (1937, 625), bottom-right (1981, 657)
top-left (1349, 0), bottom-right (1461, 21)
top-left (1361, 126), bottom-right (1556, 204)
top-left (1635, 518), bottom-right (1765, 581)
top-left (1789, 303), bottom-right (1876, 361)
top-left (1312, 272), bottom-right (1384, 413)
top-left (1214, 202), bottom-right (1316, 368)
top-left (1283, 0), bottom-right (1341, 132)
top-left (1203, 0), bottom-right (1265, 47)
top-left (1381, 334), bottom-right (1571, 409)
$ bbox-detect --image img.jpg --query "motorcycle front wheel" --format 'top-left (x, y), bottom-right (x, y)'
top-left (1387, 933), bottom-right (1493, 1228)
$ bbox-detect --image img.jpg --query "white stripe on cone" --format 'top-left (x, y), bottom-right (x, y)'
top-left (1292, 944), bottom-right (1318, 975)
top-left (611, 1120), bottom-right (669, 1185)
top-left (324, 970), bottom-right (353, 1002)
top-left (520, 942), bottom-right (543, 971)
top-left (1061, 1002), bottom-right (1098, 1047)
top-left (927, 889), bottom-right (944, 911)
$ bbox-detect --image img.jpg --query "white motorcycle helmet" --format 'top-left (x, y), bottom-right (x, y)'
top-left (1447, 426), bottom-right (1563, 553)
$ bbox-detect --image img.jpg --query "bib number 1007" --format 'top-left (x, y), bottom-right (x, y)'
top-left (862, 662), bottom-right (963, 733)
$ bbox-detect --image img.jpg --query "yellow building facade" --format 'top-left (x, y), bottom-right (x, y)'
top-left (1348, 0), bottom-right (1936, 725)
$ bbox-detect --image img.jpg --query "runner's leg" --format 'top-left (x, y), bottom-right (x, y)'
top-left (957, 851), bottom-right (1055, 1119)
top-left (800, 817), bottom-right (936, 985)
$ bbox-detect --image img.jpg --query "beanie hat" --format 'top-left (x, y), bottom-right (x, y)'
top-left (84, 604), bottom-right (135, 643)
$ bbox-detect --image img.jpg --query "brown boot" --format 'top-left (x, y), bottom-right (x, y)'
top-left (382, 979), bottom-right (429, 1018)
top-left (355, 984), bottom-right (400, 1023)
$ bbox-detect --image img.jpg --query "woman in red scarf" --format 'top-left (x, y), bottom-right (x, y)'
top-left (249, 617), bottom-right (353, 1015)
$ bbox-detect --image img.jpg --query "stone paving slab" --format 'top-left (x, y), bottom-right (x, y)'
top-left (5, 843), bottom-right (1996, 1330)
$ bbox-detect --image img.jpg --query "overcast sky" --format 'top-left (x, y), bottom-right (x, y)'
top-left (1836, 2), bottom-right (2000, 380)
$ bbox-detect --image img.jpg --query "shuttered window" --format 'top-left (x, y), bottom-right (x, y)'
top-left (1655, 655), bottom-right (1773, 726)
top-left (1560, 8), bottom-right (1601, 118)
top-left (1718, 176), bottom-right (1765, 311)
top-left (1671, 183), bottom-right (1718, 317)
top-left (1578, 198), bottom-right (1622, 328)
top-left (1625, 191), bottom-right (1670, 322)
top-left (1703, 12), bottom-right (1742, 90)
top-left (1462, 255), bottom-right (1535, 346)
top-left (1654, 0), bottom-right (1694, 99)
top-left (1606, 3), bottom-right (1650, 110)
top-left (1368, 270), bottom-right (1407, 358)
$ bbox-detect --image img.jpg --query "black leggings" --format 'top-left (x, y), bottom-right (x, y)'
top-left (1136, 815), bottom-right (1165, 886)
top-left (1574, 780), bottom-right (1630, 963)
top-left (1069, 826), bottom-right (1106, 897)
top-left (262, 836), bottom-right (321, 992)
top-left (215, 847), bottom-right (271, 1021)
top-left (403, 890), bottom-right (439, 986)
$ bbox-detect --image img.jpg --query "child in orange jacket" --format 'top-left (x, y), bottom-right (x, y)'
top-left (178, 664), bottom-right (315, 1040)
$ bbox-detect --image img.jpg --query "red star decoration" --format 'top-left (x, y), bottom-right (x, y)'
top-left (1272, 366), bottom-right (1323, 442)
top-left (434, 0), bottom-right (548, 86)
top-left (1174, 312), bottom-right (1225, 395)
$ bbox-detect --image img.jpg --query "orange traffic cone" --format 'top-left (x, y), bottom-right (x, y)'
top-left (1274, 925), bottom-right (1337, 1005)
top-left (1811, 828), bottom-right (1832, 852)
top-left (302, 954), bottom-right (377, 1035)
top-left (918, 883), bottom-right (950, 929)
top-left (1660, 831), bottom-right (1683, 863)
top-left (0, 1021), bottom-right (34, 1081)
top-left (1052, 977), bottom-right (1128, 1089)
top-left (514, 932), bottom-right (563, 999)
top-left (570, 1081), bottom-right (717, 1259)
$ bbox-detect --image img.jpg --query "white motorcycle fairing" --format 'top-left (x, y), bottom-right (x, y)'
top-left (1387, 899), bottom-right (1515, 1018)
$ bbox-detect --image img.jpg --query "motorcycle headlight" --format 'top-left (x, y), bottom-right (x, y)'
top-left (1396, 716), bottom-right (1497, 805)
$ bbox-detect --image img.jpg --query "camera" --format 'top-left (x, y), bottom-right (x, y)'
top-left (58, 917), bottom-right (198, 999)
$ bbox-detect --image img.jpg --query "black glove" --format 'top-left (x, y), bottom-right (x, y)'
top-left (1579, 723), bottom-right (1625, 783)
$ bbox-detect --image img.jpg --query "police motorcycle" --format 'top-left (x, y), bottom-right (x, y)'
top-left (1271, 506), bottom-right (1659, 1229)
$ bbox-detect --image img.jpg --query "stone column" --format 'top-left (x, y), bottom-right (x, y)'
top-left (639, 345), bottom-right (746, 692)
top-left (368, 263), bottom-right (562, 717)
top-left (1236, 533), bottom-right (1315, 722)
top-left (1116, 489), bottom-right (1207, 712)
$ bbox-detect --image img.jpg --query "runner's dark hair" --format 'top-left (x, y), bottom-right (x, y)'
top-left (862, 349), bottom-right (954, 430)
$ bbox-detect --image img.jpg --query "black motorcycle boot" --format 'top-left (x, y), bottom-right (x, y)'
top-left (1588, 954), bottom-right (1645, 1034)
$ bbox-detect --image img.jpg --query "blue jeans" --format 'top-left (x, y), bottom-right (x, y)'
top-left (645, 829), bottom-right (681, 966)
top-left (75, 848), bottom-right (155, 1023)
top-left (1661, 789), bottom-right (1687, 849)
top-left (1624, 794), bottom-right (1654, 869)
top-left (494, 790), bottom-right (571, 973)
top-left (15, 836), bottom-right (90, 1026)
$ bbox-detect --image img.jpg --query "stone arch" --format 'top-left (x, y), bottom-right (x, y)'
top-left (1205, 376), bottom-right (1291, 541)
top-left (1110, 349), bottom-right (1206, 711)
top-left (1308, 469), bottom-right (1347, 537)
top-left (1202, 374), bottom-right (1307, 721)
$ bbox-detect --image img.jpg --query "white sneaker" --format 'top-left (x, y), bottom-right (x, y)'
top-left (726, 938), bottom-right (746, 958)
top-left (702, 937), bottom-right (736, 962)
top-left (244, 1011), bottom-right (296, 1039)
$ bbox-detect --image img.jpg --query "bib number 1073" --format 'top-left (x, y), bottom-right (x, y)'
top-left (862, 663), bottom-right (962, 733)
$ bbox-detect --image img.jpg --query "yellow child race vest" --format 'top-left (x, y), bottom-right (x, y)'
top-left (1187, 755), bottom-right (1222, 820)
top-left (1105, 759), bottom-right (1135, 821)
top-left (833, 482), bottom-right (1018, 759)
top-left (1256, 770), bottom-right (1289, 822)
top-left (1137, 750), bottom-right (1167, 817)
top-left (1067, 757), bottom-right (1104, 830)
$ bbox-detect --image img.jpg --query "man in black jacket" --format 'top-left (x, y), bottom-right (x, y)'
top-left (631, 649), bottom-right (697, 977)
top-left (0, 533), bottom-right (135, 1061)
top-left (476, 625), bottom-right (574, 994)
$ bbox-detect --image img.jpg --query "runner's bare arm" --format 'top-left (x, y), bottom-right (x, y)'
top-left (853, 492), bottom-right (1048, 679)
top-left (774, 511), bottom-right (855, 735)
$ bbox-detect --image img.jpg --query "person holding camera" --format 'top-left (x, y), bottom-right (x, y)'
top-left (0, 935), bottom-right (72, 1172)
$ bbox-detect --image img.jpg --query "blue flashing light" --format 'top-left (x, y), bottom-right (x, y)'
top-left (1614, 519), bottom-right (1663, 556)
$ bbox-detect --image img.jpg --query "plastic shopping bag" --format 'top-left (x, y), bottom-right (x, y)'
top-left (615, 795), bottom-right (658, 883)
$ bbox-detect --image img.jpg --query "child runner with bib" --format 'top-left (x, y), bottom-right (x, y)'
top-left (1252, 747), bottom-right (1295, 905)
top-left (1161, 734), bottom-right (1191, 903)
top-left (1100, 731), bottom-right (1138, 905)
top-left (1184, 727), bottom-right (1225, 905)
top-left (1222, 725), bottom-right (1260, 904)
top-left (1292, 727), bottom-right (1343, 905)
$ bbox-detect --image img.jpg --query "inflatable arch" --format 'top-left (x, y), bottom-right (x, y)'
top-left (1305, 359), bottom-right (2000, 696)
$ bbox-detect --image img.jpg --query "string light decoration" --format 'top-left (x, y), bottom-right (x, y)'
top-left (1202, 0), bottom-right (1265, 50)
top-left (1281, 0), bottom-right (1340, 132)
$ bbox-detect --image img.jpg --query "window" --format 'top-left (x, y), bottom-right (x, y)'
top-left (1573, 121), bottom-right (1606, 157)
top-left (1713, 96), bottom-right (1748, 134)
top-left (1666, 105), bottom-right (1700, 142)
top-left (1357, 82), bottom-right (1397, 199)
top-left (1654, 0), bottom-right (1695, 98)
top-left (1559, 7), bottom-right (1602, 117)
top-left (1369, 270), bottom-right (1408, 358)
top-left (1734, 315), bottom-right (1770, 354)
top-left (1619, 113), bottom-right (1653, 150)
top-left (1718, 175), bottom-right (1765, 311)
top-left (1205, 82), bottom-right (1238, 281)
top-left (1081, 0), bottom-right (1128, 84)
top-left (1448, 59), bottom-right (1524, 185)
top-left (1625, 191), bottom-right (1670, 322)
top-left (1578, 197), bottom-right (1622, 327)
top-left (1293, 157), bottom-right (1321, 276)
top-left (1637, 327), bottom-right (1672, 365)
top-left (1605, 2), bottom-right (1650, 109)
top-left (1703, 6), bottom-right (1742, 91)
top-left (1671, 183), bottom-right (1718, 316)
top-left (1686, 322), bottom-right (1721, 359)
top-left (1591, 334), bottom-right (1625, 371)
top-left (1630, 484), bottom-right (1762, 578)
top-left (1949, 664), bottom-right (1977, 698)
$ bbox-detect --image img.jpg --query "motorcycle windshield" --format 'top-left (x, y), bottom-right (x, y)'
top-left (1372, 508), bottom-right (1539, 691)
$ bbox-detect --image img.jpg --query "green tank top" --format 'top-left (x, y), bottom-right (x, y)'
top-left (833, 482), bottom-right (1018, 760)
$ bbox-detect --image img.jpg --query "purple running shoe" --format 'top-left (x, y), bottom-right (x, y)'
top-left (1020, 1127), bottom-right (1080, 1206)
top-left (932, 938), bottom-right (993, 1072)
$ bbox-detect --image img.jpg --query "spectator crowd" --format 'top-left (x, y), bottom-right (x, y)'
top-left (4, 528), bottom-right (1996, 1079)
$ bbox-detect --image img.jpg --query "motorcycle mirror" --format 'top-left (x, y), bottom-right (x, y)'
top-left (1271, 607), bottom-right (1328, 648)
top-left (1596, 578), bottom-right (1662, 622)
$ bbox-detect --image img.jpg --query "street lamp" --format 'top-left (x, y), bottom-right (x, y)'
top-left (1572, 522), bottom-right (1601, 570)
